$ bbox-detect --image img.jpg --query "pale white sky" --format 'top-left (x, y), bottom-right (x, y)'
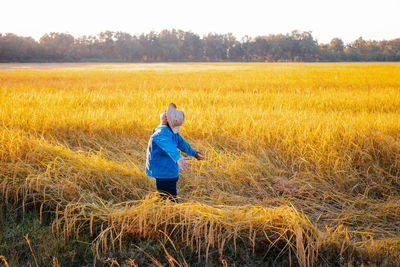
top-left (1, 0), bottom-right (399, 44)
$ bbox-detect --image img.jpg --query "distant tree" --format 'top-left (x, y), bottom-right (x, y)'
top-left (0, 33), bottom-right (38, 61)
top-left (253, 37), bottom-right (270, 61)
top-left (291, 30), bottom-right (319, 61)
top-left (179, 31), bottom-right (203, 61)
top-left (203, 33), bottom-right (230, 61)
top-left (384, 38), bottom-right (400, 61)
top-left (329, 38), bottom-right (344, 53)
top-left (158, 29), bottom-right (181, 61)
top-left (325, 38), bottom-right (346, 61)
top-left (265, 34), bottom-right (288, 61)
top-left (39, 32), bottom-right (75, 61)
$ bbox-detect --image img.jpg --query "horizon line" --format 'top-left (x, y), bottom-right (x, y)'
top-left (1, 29), bottom-right (399, 45)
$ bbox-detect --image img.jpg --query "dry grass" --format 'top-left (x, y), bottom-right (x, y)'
top-left (0, 62), bottom-right (399, 265)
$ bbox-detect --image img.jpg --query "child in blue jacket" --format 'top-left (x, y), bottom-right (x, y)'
top-left (146, 103), bottom-right (203, 201)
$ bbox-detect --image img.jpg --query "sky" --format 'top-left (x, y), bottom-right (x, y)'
top-left (1, 0), bottom-right (399, 44)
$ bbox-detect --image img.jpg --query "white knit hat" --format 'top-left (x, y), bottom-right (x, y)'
top-left (166, 103), bottom-right (184, 134)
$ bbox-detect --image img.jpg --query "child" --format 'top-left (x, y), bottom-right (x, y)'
top-left (145, 103), bottom-right (203, 201)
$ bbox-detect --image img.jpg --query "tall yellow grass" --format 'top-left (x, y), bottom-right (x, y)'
top-left (0, 63), bottom-right (399, 265)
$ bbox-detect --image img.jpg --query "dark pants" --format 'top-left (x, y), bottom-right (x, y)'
top-left (154, 177), bottom-right (179, 202)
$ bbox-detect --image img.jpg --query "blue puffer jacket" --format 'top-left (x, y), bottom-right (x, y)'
top-left (146, 125), bottom-right (197, 179)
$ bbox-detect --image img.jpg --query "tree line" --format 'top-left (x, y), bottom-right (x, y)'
top-left (1, 29), bottom-right (399, 62)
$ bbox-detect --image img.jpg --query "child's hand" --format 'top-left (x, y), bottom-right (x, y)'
top-left (177, 157), bottom-right (192, 170)
top-left (194, 151), bottom-right (204, 160)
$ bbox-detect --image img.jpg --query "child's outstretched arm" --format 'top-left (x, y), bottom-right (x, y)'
top-left (177, 134), bottom-right (204, 160)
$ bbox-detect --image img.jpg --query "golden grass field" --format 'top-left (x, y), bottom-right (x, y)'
top-left (0, 62), bottom-right (399, 266)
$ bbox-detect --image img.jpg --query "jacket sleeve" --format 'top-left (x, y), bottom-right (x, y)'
top-left (177, 134), bottom-right (197, 157)
top-left (152, 131), bottom-right (182, 163)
